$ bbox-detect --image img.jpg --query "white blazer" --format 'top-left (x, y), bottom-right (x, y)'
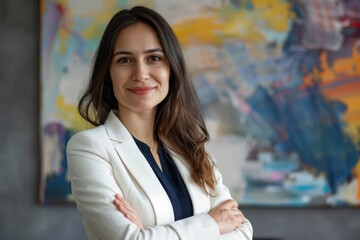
top-left (66, 111), bottom-right (253, 240)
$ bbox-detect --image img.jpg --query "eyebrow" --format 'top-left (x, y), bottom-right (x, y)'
top-left (113, 48), bottom-right (164, 57)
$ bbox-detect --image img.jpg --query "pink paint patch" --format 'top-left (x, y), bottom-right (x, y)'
top-left (268, 172), bottom-right (286, 182)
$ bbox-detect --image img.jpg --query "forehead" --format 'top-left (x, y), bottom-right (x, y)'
top-left (113, 22), bottom-right (163, 51)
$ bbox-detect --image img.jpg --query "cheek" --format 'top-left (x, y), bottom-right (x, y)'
top-left (110, 78), bottom-right (124, 102)
top-left (110, 69), bottom-right (127, 91)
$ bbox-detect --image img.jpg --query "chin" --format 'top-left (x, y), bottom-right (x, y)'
top-left (132, 104), bottom-right (158, 112)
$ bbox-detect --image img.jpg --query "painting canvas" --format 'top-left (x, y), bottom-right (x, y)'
top-left (40, 0), bottom-right (360, 206)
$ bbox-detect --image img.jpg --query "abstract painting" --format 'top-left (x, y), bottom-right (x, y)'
top-left (40, 0), bottom-right (360, 206)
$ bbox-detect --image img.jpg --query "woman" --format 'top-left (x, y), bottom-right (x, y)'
top-left (67, 6), bottom-right (253, 240)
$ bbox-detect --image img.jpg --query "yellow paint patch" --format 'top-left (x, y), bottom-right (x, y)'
top-left (56, 95), bottom-right (92, 131)
top-left (173, 0), bottom-right (294, 47)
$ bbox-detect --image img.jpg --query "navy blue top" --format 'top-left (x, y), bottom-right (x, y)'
top-left (133, 137), bottom-right (193, 220)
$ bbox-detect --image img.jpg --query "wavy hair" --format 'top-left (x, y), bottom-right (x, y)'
top-left (78, 6), bottom-right (216, 193)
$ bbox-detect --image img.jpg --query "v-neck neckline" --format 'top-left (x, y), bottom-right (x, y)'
top-left (132, 136), bottom-right (164, 173)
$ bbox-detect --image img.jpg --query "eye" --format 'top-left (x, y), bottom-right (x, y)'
top-left (117, 57), bottom-right (132, 64)
top-left (148, 56), bottom-right (162, 62)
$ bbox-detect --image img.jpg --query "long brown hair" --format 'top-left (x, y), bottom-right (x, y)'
top-left (78, 6), bottom-right (216, 193)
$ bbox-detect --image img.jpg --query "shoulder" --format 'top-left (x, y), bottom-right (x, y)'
top-left (67, 125), bottom-right (108, 151)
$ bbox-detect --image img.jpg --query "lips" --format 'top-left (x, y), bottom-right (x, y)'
top-left (128, 87), bottom-right (155, 95)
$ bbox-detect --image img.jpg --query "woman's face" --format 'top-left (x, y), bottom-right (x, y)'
top-left (109, 22), bottom-right (170, 116)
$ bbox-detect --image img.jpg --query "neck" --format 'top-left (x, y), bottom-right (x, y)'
top-left (117, 107), bottom-right (157, 147)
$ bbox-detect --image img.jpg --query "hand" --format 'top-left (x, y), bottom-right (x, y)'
top-left (209, 199), bottom-right (246, 234)
top-left (113, 194), bottom-right (144, 229)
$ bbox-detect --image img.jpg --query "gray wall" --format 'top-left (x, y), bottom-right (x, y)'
top-left (1, 0), bottom-right (359, 239)
top-left (0, 0), bottom-right (86, 239)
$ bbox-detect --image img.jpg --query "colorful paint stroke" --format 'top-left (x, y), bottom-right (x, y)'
top-left (40, 0), bottom-right (360, 206)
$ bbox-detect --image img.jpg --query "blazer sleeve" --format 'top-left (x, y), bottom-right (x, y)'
top-left (66, 130), bottom-right (221, 240)
top-left (209, 157), bottom-right (253, 240)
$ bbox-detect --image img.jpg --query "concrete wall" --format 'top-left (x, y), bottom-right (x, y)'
top-left (0, 0), bottom-right (359, 239)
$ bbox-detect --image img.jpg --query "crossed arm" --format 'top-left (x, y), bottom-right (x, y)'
top-left (67, 131), bottom-right (253, 239)
top-left (114, 194), bottom-right (246, 235)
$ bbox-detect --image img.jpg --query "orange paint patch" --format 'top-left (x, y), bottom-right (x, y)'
top-left (321, 79), bottom-right (360, 123)
top-left (322, 79), bottom-right (360, 96)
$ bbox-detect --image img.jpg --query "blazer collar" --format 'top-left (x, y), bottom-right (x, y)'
top-left (104, 111), bottom-right (210, 221)
top-left (104, 111), bottom-right (174, 225)
top-left (104, 111), bottom-right (131, 143)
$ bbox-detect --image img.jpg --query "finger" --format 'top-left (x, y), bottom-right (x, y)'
top-left (114, 198), bottom-right (135, 217)
top-left (220, 199), bottom-right (238, 209)
top-left (231, 209), bottom-right (246, 224)
top-left (115, 194), bottom-right (130, 206)
top-left (124, 212), bottom-right (137, 223)
top-left (115, 194), bottom-right (133, 207)
top-left (122, 206), bottom-right (144, 229)
top-left (113, 198), bottom-right (124, 210)
top-left (116, 199), bottom-right (136, 215)
top-left (113, 197), bottom-right (128, 207)
top-left (116, 199), bottom-right (141, 223)
top-left (237, 212), bottom-right (246, 224)
top-left (126, 212), bottom-right (143, 228)
top-left (115, 193), bottom-right (123, 200)
top-left (115, 196), bottom-right (137, 214)
top-left (118, 203), bottom-right (138, 222)
top-left (125, 212), bottom-right (140, 227)
top-left (235, 214), bottom-right (246, 225)
top-left (114, 199), bottom-right (127, 213)
top-left (114, 195), bottom-right (144, 228)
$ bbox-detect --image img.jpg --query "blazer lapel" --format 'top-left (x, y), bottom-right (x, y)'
top-left (104, 111), bottom-right (174, 225)
top-left (170, 151), bottom-right (210, 215)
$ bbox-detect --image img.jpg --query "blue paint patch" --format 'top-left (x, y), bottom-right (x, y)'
top-left (246, 86), bottom-right (284, 144)
top-left (245, 1), bottom-right (254, 10)
top-left (272, 85), bottom-right (360, 193)
top-left (43, 123), bottom-right (76, 204)
top-left (244, 81), bottom-right (360, 194)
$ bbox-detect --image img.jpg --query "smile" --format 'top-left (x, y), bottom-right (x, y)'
top-left (128, 87), bottom-right (155, 95)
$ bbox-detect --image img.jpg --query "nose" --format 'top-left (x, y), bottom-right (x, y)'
top-left (132, 62), bottom-right (149, 81)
